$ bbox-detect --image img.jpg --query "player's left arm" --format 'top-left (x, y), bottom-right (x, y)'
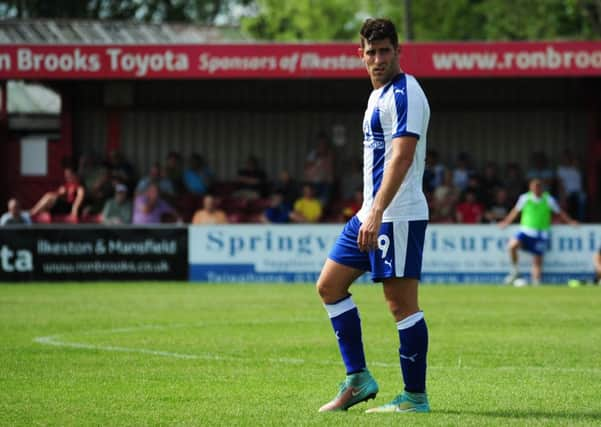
top-left (357, 136), bottom-right (416, 251)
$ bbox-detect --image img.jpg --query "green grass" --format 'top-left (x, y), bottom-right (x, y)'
top-left (1, 283), bottom-right (600, 426)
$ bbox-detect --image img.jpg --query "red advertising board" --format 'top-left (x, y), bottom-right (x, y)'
top-left (0, 41), bottom-right (599, 79)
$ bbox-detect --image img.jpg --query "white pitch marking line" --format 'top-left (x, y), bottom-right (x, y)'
top-left (33, 324), bottom-right (601, 375)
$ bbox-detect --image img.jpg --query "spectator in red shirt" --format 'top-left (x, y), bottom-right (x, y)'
top-left (455, 190), bottom-right (484, 224)
top-left (30, 167), bottom-right (86, 220)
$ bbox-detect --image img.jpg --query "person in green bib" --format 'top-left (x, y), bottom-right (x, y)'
top-left (499, 178), bottom-right (577, 285)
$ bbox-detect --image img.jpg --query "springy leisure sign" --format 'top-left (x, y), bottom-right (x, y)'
top-left (0, 226), bottom-right (188, 281)
top-left (189, 224), bottom-right (600, 283)
top-left (0, 42), bottom-right (600, 79)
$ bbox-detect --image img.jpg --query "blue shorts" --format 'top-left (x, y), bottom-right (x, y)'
top-left (516, 231), bottom-right (549, 256)
top-left (328, 216), bottom-right (427, 282)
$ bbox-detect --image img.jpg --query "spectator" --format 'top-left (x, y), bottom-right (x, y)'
top-left (132, 183), bottom-right (180, 225)
top-left (183, 153), bottom-right (213, 196)
top-left (424, 149), bottom-right (446, 193)
top-left (464, 175), bottom-right (486, 208)
top-left (107, 150), bottom-right (136, 189)
top-left (164, 151), bottom-right (185, 195)
top-left (339, 157), bottom-right (363, 201)
top-left (452, 152), bottom-right (472, 191)
top-left (30, 166), bottom-right (85, 219)
top-left (191, 194), bottom-right (228, 224)
top-left (340, 188), bottom-right (363, 222)
top-left (484, 187), bottom-right (511, 223)
top-left (290, 184), bottom-right (322, 223)
top-left (233, 155), bottom-right (268, 200)
top-left (480, 162), bottom-right (502, 207)
top-left (77, 153), bottom-right (103, 192)
top-left (556, 149), bottom-right (586, 221)
top-left (504, 162), bottom-right (526, 205)
top-left (136, 162), bottom-right (175, 199)
top-left (1, 198), bottom-right (31, 225)
top-left (83, 164), bottom-right (114, 215)
top-left (261, 192), bottom-right (291, 224)
top-left (272, 170), bottom-right (298, 209)
top-left (101, 184), bottom-right (132, 225)
top-left (304, 132), bottom-right (335, 204)
top-left (526, 151), bottom-right (554, 191)
top-left (455, 190), bottom-right (484, 224)
top-left (431, 170), bottom-right (459, 223)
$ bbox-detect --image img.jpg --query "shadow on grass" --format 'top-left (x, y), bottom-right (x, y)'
top-left (438, 409), bottom-right (601, 421)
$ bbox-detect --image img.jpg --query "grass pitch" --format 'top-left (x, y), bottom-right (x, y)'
top-left (1, 282), bottom-right (600, 426)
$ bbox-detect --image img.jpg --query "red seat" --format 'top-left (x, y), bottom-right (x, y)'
top-left (52, 214), bottom-right (79, 224)
top-left (31, 212), bottom-right (52, 224)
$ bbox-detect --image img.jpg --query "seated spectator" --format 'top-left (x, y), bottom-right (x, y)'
top-left (340, 188), bottom-right (363, 222)
top-left (304, 132), bottom-right (335, 204)
top-left (107, 150), bottom-right (136, 189)
top-left (504, 162), bottom-right (526, 205)
top-left (192, 194), bottom-right (228, 225)
top-left (30, 166), bottom-right (85, 219)
top-left (101, 184), bottom-right (132, 225)
top-left (183, 153), bottom-right (213, 196)
top-left (136, 162), bottom-right (175, 199)
top-left (77, 153), bottom-right (103, 191)
top-left (1, 198), bottom-right (31, 225)
top-left (431, 170), bottom-right (459, 223)
top-left (82, 164), bottom-right (114, 215)
top-left (164, 151), bottom-right (185, 195)
top-left (261, 192), bottom-right (291, 224)
top-left (455, 190), bottom-right (484, 224)
top-left (339, 158), bottom-right (362, 201)
top-left (526, 151), bottom-right (554, 192)
top-left (557, 149), bottom-right (586, 221)
top-left (484, 187), bottom-right (511, 223)
top-left (424, 149), bottom-right (446, 194)
top-left (234, 155), bottom-right (268, 200)
top-left (480, 162), bottom-right (501, 207)
top-left (273, 170), bottom-right (298, 209)
top-left (452, 152), bottom-right (472, 191)
top-left (290, 184), bottom-right (322, 223)
top-left (132, 183), bottom-right (180, 225)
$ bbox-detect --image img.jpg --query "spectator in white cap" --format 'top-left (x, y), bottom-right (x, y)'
top-left (101, 183), bottom-right (132, 225)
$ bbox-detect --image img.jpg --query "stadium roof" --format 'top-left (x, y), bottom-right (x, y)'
top-left (0, 19), bottom-right (245, 44)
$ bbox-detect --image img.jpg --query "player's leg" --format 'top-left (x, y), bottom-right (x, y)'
top-left (29, 192), bottom-right (58, 216)
top-left (317, 217), bottom-right (378, 412)
top-left (365, 277), bottom-right (430, 413)
top-left (365, 219), bottom-right (429, 414)
top-left (531, 255), bottom-right (542, 285)
top-left (505, 236), bottom-right (522, 284)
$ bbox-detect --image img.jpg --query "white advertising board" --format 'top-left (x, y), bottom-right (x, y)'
top-left (189, 224), bottom-right (600, 283)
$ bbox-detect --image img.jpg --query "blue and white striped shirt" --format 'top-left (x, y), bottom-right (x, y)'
top-left (357, 73), bottom-right (430, 222)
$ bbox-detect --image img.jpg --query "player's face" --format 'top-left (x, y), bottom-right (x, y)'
top-left (359, 39), bottom-right (401, 88)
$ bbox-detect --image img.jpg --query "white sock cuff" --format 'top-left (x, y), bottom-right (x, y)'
top-left (396, 311), bottom-right (424, 330)
top-left (324, 296), bottom-right (356, 319)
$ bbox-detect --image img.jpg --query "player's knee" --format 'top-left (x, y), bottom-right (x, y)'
top-left (316, 279), bottom-right (343, 303)
top-left (316, 279), bottom-right (329, 299)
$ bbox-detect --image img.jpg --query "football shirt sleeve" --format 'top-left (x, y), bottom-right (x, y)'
top-left (391, 77), bottom-right (428, 140)
top-left (514, 194), bottom-right (528, 212)
top-left (547, 195), bottom-right (561, 213)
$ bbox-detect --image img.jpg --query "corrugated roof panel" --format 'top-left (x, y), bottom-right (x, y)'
top-left (0, 19), bottom-right (241, 44)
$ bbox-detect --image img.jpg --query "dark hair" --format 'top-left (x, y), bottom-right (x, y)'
top-left (360, 18), bottom-right (398, 48)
